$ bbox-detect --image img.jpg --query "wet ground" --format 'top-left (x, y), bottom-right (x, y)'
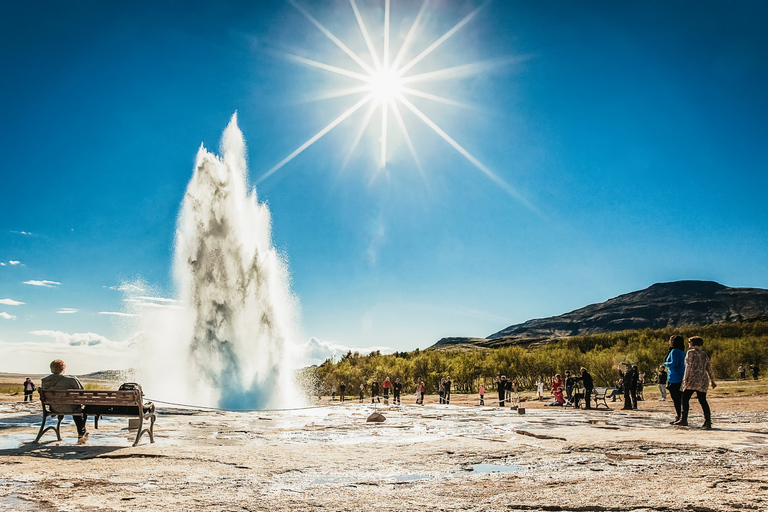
top-left (1, 396), bottom-right (767, 511)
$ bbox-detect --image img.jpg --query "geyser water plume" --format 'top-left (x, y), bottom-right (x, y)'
top-left (135, 114), bottom-right (299, 409)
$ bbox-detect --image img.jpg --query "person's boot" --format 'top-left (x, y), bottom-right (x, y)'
top-left (702, 420), bottom-right (712, 430)
top-left (673, 413), bottom-right (688, 426)
top-left (669, 416), bottom-right (680, 425)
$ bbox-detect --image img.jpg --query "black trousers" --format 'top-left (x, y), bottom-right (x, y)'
top-left (667, 382), bottom-right (682, 418)
top-left (682, 389), bottom-right (711, 421)
top-left (583, 388), bottom-right (593, 409)
top-left (73, 414), bottom-right (87, 436)
top-left (24, 391), bottom-right (34, 402)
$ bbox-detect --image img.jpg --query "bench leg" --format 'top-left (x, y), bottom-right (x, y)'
top-left (34, 409), bottom-right (50, 443)
top-left (36, 414), bottom-right (64, 443)
top-left (94, 415), bottom-right (100, 430)
top-left (133, 416), bottom-right (144, 447)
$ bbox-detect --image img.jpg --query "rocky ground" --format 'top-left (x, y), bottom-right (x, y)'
top-left (1, 391), bottom-right (767, 512)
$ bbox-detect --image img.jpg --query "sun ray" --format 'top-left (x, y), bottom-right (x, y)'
top-left (284, 53), bottom-right (370, 82)
top-left (396, 2), bottom-right (488, 77)
top-left (383, 0), bottom-right (391, 69)
top-left (380, 100), bottom-right (388, 167)
top-left (289, 0), bottom-right (376, 76)
top-left (390, 0), bottom-right (429, 71)
top-left (342, 101), bottom-right (379, 169)
top-left (400, 86), bottom-right (470, 109)
top-left (257, 93), bottom-right (374, 183)
top-left (400, 58), bottom-right (510, 85)
top-left (302, 84), bottom-right (373, 104)
top-left (389, 99), bottom-right (423, 173)
top-left (397, 94), bottom-right (534, 209)
top-left (349, 0), bottom-right (381, 71)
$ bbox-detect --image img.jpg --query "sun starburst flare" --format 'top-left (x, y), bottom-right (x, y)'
top-left (259, 0), bottom-right (531, 207)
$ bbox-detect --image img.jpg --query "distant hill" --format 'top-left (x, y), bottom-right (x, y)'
top-left (431, 280), bottom-right (768, 350)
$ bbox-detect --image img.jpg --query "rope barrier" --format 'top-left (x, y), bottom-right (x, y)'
top-left (145, 397), bottom-right (345, 413)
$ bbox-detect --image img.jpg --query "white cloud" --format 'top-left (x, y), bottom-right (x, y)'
top-left (11, 231), bottom-right (32, 236)
top-left (9, 260), bottom-right (21, 265)
top-left (56, 308), bottom-right (78, 314)
top-left (0, 312), bottom-right (17, 320)
top-left (295, 337), bottom-right (391, 367)
top-left (133, 296), bottom-right (177, 303)
top-left (0, 298), bottom-right (25, 306)
top-left (24, 280), bottom-right (61, 287)
top-left (98, 311), bottom-right (137, 317)
top-left (124, 297), bottom-right (181, 309)
top-left (0, 263), bottom-right (4, 266)
top-left (114, 283), bottom-right (146, 293)
top-left (30, 330), bottom-right (112, 347)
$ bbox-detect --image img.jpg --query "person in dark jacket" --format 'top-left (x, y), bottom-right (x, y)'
top-left (393, 378), bottom-right (402, 405)
top-left (496, 376), bottom-right (507, 407)
top-left (371, 380), bottom-right (380, 403)
top-left (564, 371), bottom-right (576, 405)
top-left (656, 367), bottom-right (667, 401)
top-left (622, 364), bottom-right (635, 410)
top-left (23, 378), bottom-right (36, 402)
top-left (444, 376), bottom-right (452, 404)
top-left (578, 367), bottom-right (594, 409)
top-left (339, 382), bottom-right (346, 402)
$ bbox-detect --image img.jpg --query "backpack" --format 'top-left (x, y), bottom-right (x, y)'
top-left (119, 382), bottom-right (143, 395)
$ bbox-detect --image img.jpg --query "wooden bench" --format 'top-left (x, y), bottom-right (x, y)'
top-left (35, 389), bottom-right (156, 446)
top-left (581, 388), bottom-right (610, 409)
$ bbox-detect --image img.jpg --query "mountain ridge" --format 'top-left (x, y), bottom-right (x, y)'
top-left (430, 280), bottom-right (768, 350)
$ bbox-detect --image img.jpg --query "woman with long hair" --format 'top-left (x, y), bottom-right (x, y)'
top-left (664, 335), bottom-right (686, 424)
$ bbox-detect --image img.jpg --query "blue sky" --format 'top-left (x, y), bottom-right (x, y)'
top-left (1, 0), bottom-right (767, 373)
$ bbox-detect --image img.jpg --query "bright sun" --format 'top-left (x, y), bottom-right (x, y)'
top-left (258, 0), bottom-right (528, 204)
top-left (369, 68), bottom-right (403, 104)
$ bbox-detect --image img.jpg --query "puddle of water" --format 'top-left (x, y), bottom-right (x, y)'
top-left (468, 464), bottom-right (523, 473)
top-left (0, 495), bottom-right (44, 512)
top-left (311, 473), bottom-right (431, 485)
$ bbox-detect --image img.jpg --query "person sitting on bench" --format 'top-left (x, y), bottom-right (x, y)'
top-left (40, 359), bottom-right (88, 442)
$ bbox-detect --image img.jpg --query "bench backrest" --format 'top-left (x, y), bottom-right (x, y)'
top-left (39, 389), bottom-right (143, 407)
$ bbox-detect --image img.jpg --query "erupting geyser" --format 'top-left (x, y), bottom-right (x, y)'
top-left (140, 114), bottom-right (298, 409)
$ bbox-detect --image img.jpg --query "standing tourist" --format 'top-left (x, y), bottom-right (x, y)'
top-left (664, 335), bottom-right (686, 423)
top-left (738, 364), bottom-right (745, 380)
top-left (444, 376), bottom-right (452, 405)
top-left (418, 379), bottom-right (426, 405)
top-left (359, 383), bottom-right (365, 403)
top-left (371, 379), bottom-right (380, 403)
top-left (40, 359), bottom-right (88, 442)
top-left (496, 376), bottom-right (507, 407)
top-left (339, 381), bottom-right (346, 402)
top-left (382, 377), bottom-right (391, 404)
top-left (438, 378), bottom-right (445, 404)
top-left (656, 366), bottom-right (667, 401)
top-left (478, 383), bottom-right (485, 405)
top-left (393, 378), bottom-right (402, 405)
top-left (564, 371), bottom-right (575, 405)
top-left (621, 364), bottom-right (635, 410)
top-left (751, 364), bottom-right (759, 380)
top-left (536, 377), bottom-right (545, 401)
top-left (674, 336), bottom-right (717, 429)
top-left (578, 367), bottom-right (594, 410)
top-left (23, 378), bottom-right (36, 402)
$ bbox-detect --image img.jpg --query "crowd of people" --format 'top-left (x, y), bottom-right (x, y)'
top-left (19, 334), bottom-right (745, 443)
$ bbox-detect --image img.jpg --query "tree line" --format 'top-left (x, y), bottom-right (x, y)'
top-left (303, 322), bottom-right (768, 396)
